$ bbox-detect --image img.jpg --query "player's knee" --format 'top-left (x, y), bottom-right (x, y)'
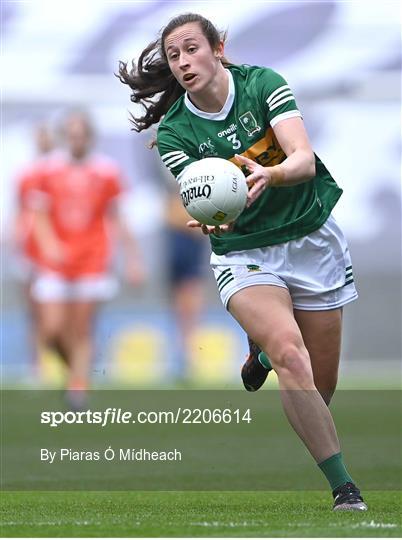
top-left (39, 323), bottom-right (63, 348)
top-left (271, 342), bottom-right (314, 385)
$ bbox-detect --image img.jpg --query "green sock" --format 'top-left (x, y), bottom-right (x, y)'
top-left (258, 352), bottom-right (272, 370)
top-left (318, 452), bottom-right (354, 491)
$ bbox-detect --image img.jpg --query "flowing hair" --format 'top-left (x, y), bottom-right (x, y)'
top-left (117, 13), bottom-right (231, 134)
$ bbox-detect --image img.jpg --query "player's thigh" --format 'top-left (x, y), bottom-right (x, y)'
top-left (228, 284), bottom-right (308, 365)
top-left (293, 307), bottom-right (342, 383)
top-left (68, 301), bottom-right (98, 339)
top-left (30, 271), bottom-right (70, 335)
top-left (36, 301), bottom-right (68, 338)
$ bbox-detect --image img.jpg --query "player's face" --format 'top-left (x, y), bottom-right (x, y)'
top-left (64, 118), bottom-right (92, 160)
top-left (164, 22), bottom-right (223, 96)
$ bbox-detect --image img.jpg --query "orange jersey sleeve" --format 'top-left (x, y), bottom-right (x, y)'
top-left (15, 161), bottom-right (47, 263)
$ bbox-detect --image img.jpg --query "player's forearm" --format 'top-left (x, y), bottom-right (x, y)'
top-left (268, 149), bottom-right (315, 187)
top-left (31, 211), bottom-right (65, 261)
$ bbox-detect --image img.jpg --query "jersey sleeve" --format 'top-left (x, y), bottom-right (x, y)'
top-left (17, 169), bottom-right (36, 208)
top-left (90, 155), bottom-right (124, 205)
top-left (18, 163), bottom-right (50, 211)
top-left (104, 164), bottom-right (123, 200)
top-left (257, 68), bottom-right (302, 128)
top-left (157, 124), bottom-right (198, 182)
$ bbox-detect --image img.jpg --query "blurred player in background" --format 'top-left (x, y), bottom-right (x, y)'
top-left (118, 13), bottom-right (367, 511)
top-left (27, 110), bottom-right (145, 407)
top-left (13, 122), bottom-right (58, 368)
top-left (164, 180), bottom-right (208, 382)
top-left (14, 122), bottom-right (57, 290)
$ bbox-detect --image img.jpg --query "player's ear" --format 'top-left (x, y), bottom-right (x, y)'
top-left (214, 41), bottom-right (225, 60)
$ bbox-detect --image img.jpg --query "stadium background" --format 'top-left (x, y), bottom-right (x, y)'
top-left (2, 0), bottom-right (400, 388)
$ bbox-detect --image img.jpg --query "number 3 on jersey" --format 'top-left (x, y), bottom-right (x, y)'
top-left (227, 133), bottom-right (241, 150)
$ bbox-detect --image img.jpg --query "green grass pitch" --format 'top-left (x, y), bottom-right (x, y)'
top-left (1, 490), bottom-right (401, 537)
top-left (2, 387), bottom-right (400, 536)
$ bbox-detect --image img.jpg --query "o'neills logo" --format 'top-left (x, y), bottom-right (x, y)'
top-left (181, 184), bottom-right (212, 207)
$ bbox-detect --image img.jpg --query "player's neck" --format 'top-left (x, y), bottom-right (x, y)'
top-left (187, 67), bottom-right (229, 113)
top-left (70, 150), bottom-right (90, 162)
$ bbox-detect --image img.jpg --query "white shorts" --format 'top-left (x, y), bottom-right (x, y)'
top-left (30, 271), bottom-right (118, 303)
top-left (211, 215), bottom-right (358, 311)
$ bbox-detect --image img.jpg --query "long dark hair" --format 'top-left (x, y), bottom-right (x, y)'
top-left (117, 13), bottom-right (231, 133)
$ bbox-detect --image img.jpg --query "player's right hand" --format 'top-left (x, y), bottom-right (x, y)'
top-left (186, 220), bottom-right (234, 236)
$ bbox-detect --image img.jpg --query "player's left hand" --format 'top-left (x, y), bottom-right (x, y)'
top-left (235, 154), bottom-right (269, 207)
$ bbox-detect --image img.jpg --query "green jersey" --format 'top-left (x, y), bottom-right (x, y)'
top-left (157, 64), bottom-right (342, 255)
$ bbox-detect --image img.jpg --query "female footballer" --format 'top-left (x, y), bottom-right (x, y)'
top-left (118, 13), bottom-right (366, 511)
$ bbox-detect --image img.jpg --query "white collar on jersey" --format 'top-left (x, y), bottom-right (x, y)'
top-left (184, 69), bottom-right (234, 121)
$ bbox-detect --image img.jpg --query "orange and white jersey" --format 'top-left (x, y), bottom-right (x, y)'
top-left (30, 152), bottom-right (123, 278)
